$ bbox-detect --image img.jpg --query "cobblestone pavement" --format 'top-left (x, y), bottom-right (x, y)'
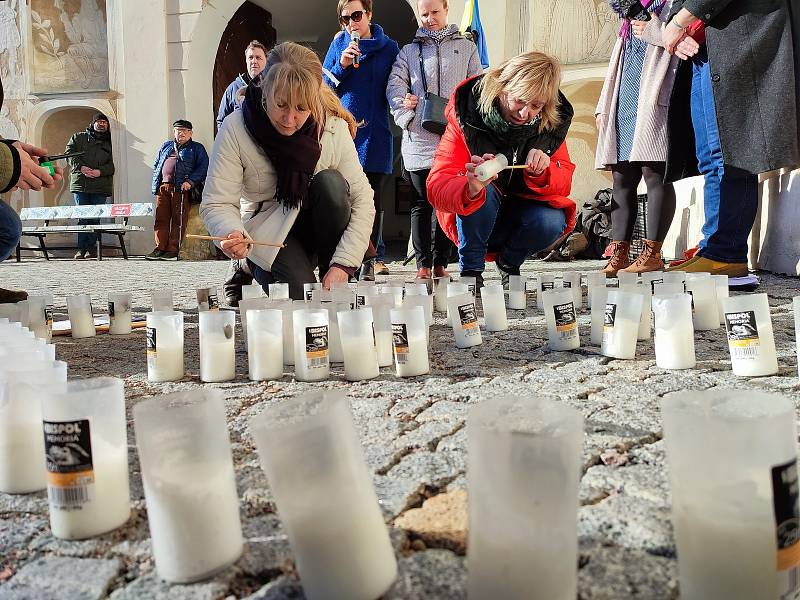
top-left (1, 257), bottom-right (798, 599)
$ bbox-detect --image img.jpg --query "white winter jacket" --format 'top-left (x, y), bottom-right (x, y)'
top-left (200, 110), bottom-right (375, 272)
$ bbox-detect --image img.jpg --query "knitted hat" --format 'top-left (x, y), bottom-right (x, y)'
top-left (91, 112), bottom-right (110, 124)
top-left (172, 119), bottom-right (193, 129)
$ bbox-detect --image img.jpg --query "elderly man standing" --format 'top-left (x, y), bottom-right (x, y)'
top-left (65, 112), bottom-right (114, 259)
top-left (147, 119), bottom-right (209, 261)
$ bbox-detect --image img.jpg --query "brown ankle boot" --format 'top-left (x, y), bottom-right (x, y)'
top-left (601, 241), bottom-right (631, 277)
top-left (620, 240), bottom-right (664, 274)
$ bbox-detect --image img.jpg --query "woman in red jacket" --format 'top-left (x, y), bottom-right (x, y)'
top-left (427, 51), bottom-right (576, 287)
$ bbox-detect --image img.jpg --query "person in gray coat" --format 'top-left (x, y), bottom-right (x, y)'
top-left (662, 0), bottom-right (799, 277)
top-left (387, 0), bottom-right (482, 280)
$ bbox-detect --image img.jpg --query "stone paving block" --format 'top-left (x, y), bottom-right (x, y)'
top-left (387, 450), bottom-right (466, 490)
top-left (578, 545), bottom-right (679, 599)
top-left (384, 549), bottom-right (466, 600)
top-left (107, 572), bottom-right (230, 600)
top-left (394, 489), bottom-right (468, 554)
top-left (243, 576), bottom-right (305, 599)
top-left (0, 557), bottom-right (121, 600)
top-left (374, 475), bottom-right (424, 519)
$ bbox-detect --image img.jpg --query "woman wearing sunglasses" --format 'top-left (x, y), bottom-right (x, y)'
top-left (323, 0), bottom-right (399, 281)
top-left (201, 43), bottom-right (375, 300)
top-left (386, 0), bottom-right (483, 281)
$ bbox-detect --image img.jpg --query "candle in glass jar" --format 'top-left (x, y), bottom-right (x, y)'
top-left (390, 306), bottom-right (430, 377)
top-left (247, 309), bottom-right (283, 381)
top-left (338, 309), bottom-right (379, 381)
top-left (293, 309), bottom-right (330, 382)
top-left (652, 293), bottom-right (696, 369)
top-left (67, 294), bottom-right (95, 338)
top-left (108, 293), bottom-right (132, 335)
top-left (146, 312), bottom-right (184, 382)
top-left (542, 288), bottom-right (580, 351)
top-left (480, 284), bottom-right (508, 332)
top-left (199, 311), bottom-right (236, 383)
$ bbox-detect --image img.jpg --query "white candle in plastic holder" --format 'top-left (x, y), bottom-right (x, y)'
top-left (196, 287), bottom-right (220, 312)
top-left (249, 390), bottom-right (398, 600)
top-left (379, 285), bottom-right (404, 308)
top-left (433, 277), bottom-right (449, 313)
top-left (507, 275), bottom-right (527, 310)
top-left (304, 282), bottom-right (322, 302)
top-left (642, 271), bottom-right (665, 294)
top-left (685, 272), bottom-right (711, 281)
top-left (448, 292), bottom-right (482, 349)
top-left (561, 272), bottom-right (582, 310)
top-left (414, 278), bottom-right (434, 294)
top-left (151, 288), bottom-right (174, 311)
top-left (268, 283), bottom-right (290, 300)
top-left (323, 301), bottom-right (348, 363)
top-left (467, 395), bottom-right (583, 600)
top-left (446, 282), bottom-right (470, 324)
top-left (146, 311), bottom-right (184, 382)
top-left (0, 360), bottom-right (67, 494)
top-left (661, 271), bottom-right (687, 287)
top-left (390, 306), bottom-right (430, 377)
top-left (480, 284), bottom-right (508, 332)
top-left (542, 288), bottom-right (580, 351)
top-left (338, 309), bottom-right (379, 381)
top-left (601, 290), bottom-right (643, 360)
top-left (620, 284), bottom-right (652, 341)
top-left (537, 273), bottom-right (555, 310)
top-left (310, 288), bottom-right (332, 304)
top-left (108, 292), bottom-right (132, 335)
top-left (239, 297), bottom-right (270, 344)
top-left (241, 283), bottom-right (264, 300)
top-left (661, 389), bottom-right (799, 600)
top-left (405, 282), bottom-right (429, 297)
top-left (275, 300), bottom-right (302, 366)
top-left (795, 297), bottom-right (800, 379)
top-left (459, 276), bottom-right (477, 299)
top-left (652, 294), bottom-right (696, 370)
top-left (67, 294), bottom-right (95, 338)
top-left (712, 275), bottom-right (729, 325)
top-left (686, 277), bottom-right (719, 331)
top-left (134, 389), bottom-right (243, 583)
top-left (26, 296), bottom-right (51, 341)
top-left (723, 293), bottom-right (779, 377)
top-left (0, 302), bottom-right (23, 323)
top-left (589, 285), bottom-right (609, 346)
top-left (474, 152), bottom-right (508, 181)
top-left (42, 378), bottom-right (131, 540)
top-left (355, 282), bottom-right (377, 308)
top-left (332, 287), bottom-right (355, 310)
top-left (199, 310), bottom-right (236, 383)
top-left (365, 295), bottom-right (394, 367)
top-left (402, 294), bottom-right (434, 332)
top-left (617, 271), bottom-right (638, 287)
top-left (653, 281), bottom-right (685, 297)
top-left (585, 272), bottom-right (606, 309)
top-left (293, 308), bottom-right (330, 382)
top-left (247, 309), bottom-right (284, 381)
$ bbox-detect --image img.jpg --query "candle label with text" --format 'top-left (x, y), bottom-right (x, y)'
top-left (305, 290), bottom-right (313, 302)
top-left (458, 303), bottom-right (479, 337)
top-left (649, 279), bottom-right (663, 293)
top-left (724, 311), bottom-right (760, 359)
top-left (45, 307), bottom-right (53, 331)
top-left (771, 458), bottom-right (800, 597)
top-left (43, 419), bottom-right (95, 510)
top-left (305, 325), bottom-right (329, 368)
top-left (541, 281), bottom-right (554, 292)
top-left (562, 281), bottom-right (572, 288)
top-left (356, 295), bottom-right (365, 308)
top-left (554, 302), bottom-right (577, 340)
top-left (208, 293), bottom-right (219, 311)
top-left (146, 327), bottom-right (157, 361)
top-left (392, 323), bottom-right (409, 364)
top-left (603, 303), bottom-right (617, 331)
top-left (687, 290), bottom-right (696, 313)
top-left (108, 301), bottom-right (115, 318)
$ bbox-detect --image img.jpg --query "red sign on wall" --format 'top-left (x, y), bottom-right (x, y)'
top-left (111, 204), bottom-right (132, 217)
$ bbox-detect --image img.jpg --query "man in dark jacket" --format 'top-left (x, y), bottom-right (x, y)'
top-left (146, 119), bottom-right (209, 261)
top-left (65, 113), bottom-right (115, 259)
top-left (663, 0), bottom-right (798, 276)
top-left (215, 40), bottom-right (268, 131)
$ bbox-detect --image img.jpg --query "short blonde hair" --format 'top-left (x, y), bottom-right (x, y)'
top-left (337, 0), bottom-right (372, 19)
top-left (476, 51), bottom-right (562, 132)
top-left (260, 42), bottom-right (358, 139)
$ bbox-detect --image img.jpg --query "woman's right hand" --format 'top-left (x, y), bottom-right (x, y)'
top-left (340, 41), bottom-right (361, 68)
top-left (219, 230), bottom-right (251, 260)
top-left (402, 93), bottom-right (418, 110)
top-left (465, 154), bottom-right (497, 199)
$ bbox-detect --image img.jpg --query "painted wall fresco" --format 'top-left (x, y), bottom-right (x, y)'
top-left (30, 0), bottom-right (109, 93)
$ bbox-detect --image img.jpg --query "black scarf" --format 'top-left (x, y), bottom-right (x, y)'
top-left (241, 82), bottom-right (321, 210)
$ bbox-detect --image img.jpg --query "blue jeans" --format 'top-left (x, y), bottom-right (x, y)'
top-left (73, 192), bottom-right (108, 251)
top-left (455, 185), bottom-right (566, 272)
top-left (691, 48), bottom-right (758, 263)
top-left (0, 199), bottom-right (21, 261)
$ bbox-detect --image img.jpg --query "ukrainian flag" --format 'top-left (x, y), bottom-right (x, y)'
top-left (459, 0), bottom-right (490, 68)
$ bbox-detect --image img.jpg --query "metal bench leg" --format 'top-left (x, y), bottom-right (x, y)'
top-left (15, 243), bottom-right (20, 262)
top-left (117, 233), bottom-right (128, 259)
top-left (39, 236), bottom-right (50, 261)
top-left (96, 236), bottom-right (102, 261)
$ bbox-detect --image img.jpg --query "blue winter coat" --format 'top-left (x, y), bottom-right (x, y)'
top-left (216, 74), bottom-right (248, 132)
top-left (323, 24), bottom-right (400, 174)
top-left (151, 139), bottom-right (209, 195)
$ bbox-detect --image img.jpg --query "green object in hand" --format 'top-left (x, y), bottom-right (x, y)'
top-left (41, 161), bottom-right (55, 176)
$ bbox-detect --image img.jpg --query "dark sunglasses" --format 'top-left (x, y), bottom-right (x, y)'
top-left (339, 10), bottom-right (364, 25)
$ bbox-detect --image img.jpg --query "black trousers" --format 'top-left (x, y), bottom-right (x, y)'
top-left (408, 169), bottom-right (452, 268)
top-left (249, 169), bottom-right (351, 300)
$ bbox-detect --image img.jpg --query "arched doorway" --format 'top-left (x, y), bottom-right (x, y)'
top-left (212, 1), bottom-right (277, 135)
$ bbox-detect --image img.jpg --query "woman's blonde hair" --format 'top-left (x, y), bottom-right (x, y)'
top-left (260, 42), bottom-right (359, 138)
top-left (476, 51), bottom-right (562, 132)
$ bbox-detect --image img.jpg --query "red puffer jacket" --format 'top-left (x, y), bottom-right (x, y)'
top-left (426, 76), bottom-right (577, 259)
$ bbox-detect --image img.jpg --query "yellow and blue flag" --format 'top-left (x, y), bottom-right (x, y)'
top-left (459, 0), bottom-right (490, 68)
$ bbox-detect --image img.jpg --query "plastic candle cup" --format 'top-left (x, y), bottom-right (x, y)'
top-left (794, 297), bottom-right (800, 379)
top-left (537, 273), bottom-right (555, 310)
top-left (601, 289), bottom-right (643, 359)
top-left (196, 287), bottom-right (220, 312)
top-left (338, 308), bottom-right (379, 382)
top-left (459, 276), bottom-right (477, 299)
top-left (390, 306), bottom-right (430, 377)
top-left (241, 283), bottom-right (264, 300)
top-left (293, 309), bottom-right (330, 382)
top-left (480, 284), bottom-right (508, 332)
top-left (617, 271), bottom-right (638, 287)
top-left (686, 278), bottom-right (720, 331)
top-left (620, 284), bottom-right (652, 341)
top-left (247, 309), bottom-right (284, 381)
top-left (304, 282), bottom-right (322, 302)
top-left (433, 277), bottom-right (449, 313)
top-left (25, 296), bottom-right (51, 341)
top-left (146, 311), bottom-right (184, 382)
top-left (542, 288), bottom-right (580, 351)
top-left (712, 275), bottom-right (729, 325)
top-left (507, 275), bottom-right (527, 310)
top-left (586, 272), bottom-right (606, 309)
top-left (238, 297), bottom-right (271, 344)
top-left (448, 292), bottom-right (482, 349)
top-left (268, 283), bottom-right (290, 300)
top-left (151, 288), bottom-right (174, 312)
top-left (561, 272), bottom-right (583, 310)
top-left (474, 153), bottom-right (508, 181)
top-left (723, 293), bottom-right (779, 377)
top-left (589, 285), bottom-right (610, 346)
top-left (652, 293), bottom-right (696, 369)
top-left (67, 294), bottom-right (95, 338)
top-left (642, 271), bottom-right (665, 294)
top-left (199, 310), bottom-right (236, 383)
top-left (108, 292), bottom-right (132, 335)
top-left (365, 295), bottom-right (394, 368)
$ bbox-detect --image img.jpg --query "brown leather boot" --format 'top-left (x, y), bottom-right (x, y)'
top-left (601, 241), bottom-right (631, 277)
top-left (620, 240), bottom-right (664, 274)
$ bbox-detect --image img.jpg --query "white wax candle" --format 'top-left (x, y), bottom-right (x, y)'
top-left (200, 339), bottom-right (236, 382)
top-left (723, 294), bottom-right (779, 377)
top-left (268, 283), bottom-right (290, 299)
top-left (589, 285), bottom-right (609, 346)
top-left (145, 461), bottom-right (243, 583)
top-left (151, 289), bottom-right (174, 311)
top-left (481, 286), bottom-right (508, 332)
top-left (47, 442), bottom-right (130, 540)
top-left (601, 290), bottom-right (643, 360)
top-left (148, 342), bottom-right (184, 382)
top-left (241, 284), bottom-right (264, 300)
top-left (339, 310), bottom-right (379, 382)
top-left (652, 294), bottom-right (696, 370)
top-left (448, 294), bottom-right (482, 349)
top-left (537, 274), bottom-right (555, 310)
top-left (293, 310), bottom-right (330, 382)
top-left (542, 289), bottom-right (580, 351)
top-left (475, 153), bottom-right (508, 181)
top-left (561, 272), bottom-right (583, 310)
top-left (0, 422), bottom-right (47, 493)
top-left (67, 295), bottom-right (95, 339)
top-left (108, 294), bottom-right (132, 335)
top-left (248, 330), bottom-right (283, 381)
top-left (686, 278), bottom-right (719, 331)
top-left (391, 325), bottom-right (429, 377)
top-left (586, 273), bottom-right (607, 309)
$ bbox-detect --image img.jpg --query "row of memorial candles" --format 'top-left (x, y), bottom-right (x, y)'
top-left (4, 350), bottom-right (797, 600)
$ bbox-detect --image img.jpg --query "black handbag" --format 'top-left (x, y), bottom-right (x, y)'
top-left (416, 42), bottom-right (448, 135)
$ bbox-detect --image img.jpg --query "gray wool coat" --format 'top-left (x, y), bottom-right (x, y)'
top-left (595, 9), bottom-right (681, 170)
top-left (667, 0), bottom-right (799, 180)
top-left (386, 25), bottom-right (482, 172)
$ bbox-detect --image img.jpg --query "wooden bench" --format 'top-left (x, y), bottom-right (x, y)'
top-left (16, 202), bottom-right (154, 261)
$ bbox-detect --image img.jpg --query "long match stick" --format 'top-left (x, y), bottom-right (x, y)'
top-left (185, 234), bottom-right (287, 248)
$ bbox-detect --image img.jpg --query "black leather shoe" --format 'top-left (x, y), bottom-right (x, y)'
top-left (359, 260), bottom-right (375, 282)
top-left (223, 259), bottom-right (253, 307)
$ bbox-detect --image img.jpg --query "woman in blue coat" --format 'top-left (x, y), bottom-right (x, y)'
top-left (323, 0), bottom-right (399, 280)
